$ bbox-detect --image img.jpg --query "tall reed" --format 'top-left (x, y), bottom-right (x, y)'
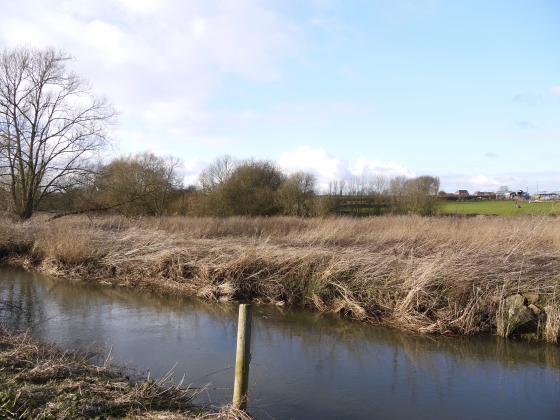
top-left (2, 215), bottom-right (559, 342)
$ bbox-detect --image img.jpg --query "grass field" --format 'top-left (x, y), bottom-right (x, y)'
top-left (441, 200), bottom-right (560, 216)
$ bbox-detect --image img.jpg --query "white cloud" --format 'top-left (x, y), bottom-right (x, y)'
top-left (84, 20), bottom-right (131, 64)
top-left (164, 145), bottom-right (416, 191)
top-left (198, 2), bottom-right (301, 83)
top-left (191, 17), bottom-right (207, 40)
top-left (278, 146), bottom-right (414, 191)
top-left (552, 86), bottom-right (560, 96)
top-left (0, 0), bottom-right (303, 153)
top-left (116, 0), bottom-right (160, 14)
top-left (279, 146), bottom-right (350, 184)
top-left (467, 175), bottom-right (502, 190)
top-left (178, 159), bottom-right (208, 187)
top-left (443, 174), bottom-right (525, 193)
top-left (350, 158), bottom-right (415, 179)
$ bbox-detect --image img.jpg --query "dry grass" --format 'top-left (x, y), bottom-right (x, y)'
top-left (544, 302), bottom-right (560, 343)
top-left (1, 214), bottom-right (560, 343)
top-left (0, 216), bottom-right (34, 259)
top-left (0, 328), bottom-right (252, 420)
top-left (0, 328), bottom-right (192, 419)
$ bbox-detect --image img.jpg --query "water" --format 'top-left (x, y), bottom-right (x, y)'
top-left (1, 267), bottom-right (559, 419)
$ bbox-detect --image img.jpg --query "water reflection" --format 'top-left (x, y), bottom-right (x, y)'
top-left (1, 268), bottom-right (559, 420)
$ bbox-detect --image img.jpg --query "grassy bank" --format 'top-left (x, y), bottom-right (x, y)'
top-left (1, 214), bottom-right (559, 343)
top-left (0, 328), bottom-right (247, 419)
top-left (441, 200), bottom-right (560, 216)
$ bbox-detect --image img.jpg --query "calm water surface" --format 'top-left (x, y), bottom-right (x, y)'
top-left (1, 268), bottom-right (559, 419)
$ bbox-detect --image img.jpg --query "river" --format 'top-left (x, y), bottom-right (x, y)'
top-left (1, 268), bottom-right (559, 419)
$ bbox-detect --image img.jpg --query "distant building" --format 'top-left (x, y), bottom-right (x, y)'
top-left (535, 192), bottom-right (560, 201)
top-left (496, 186), bottom-right (509, 199)
top-left (473, 191), bottom-right (497, 200)
top-left (497, 190), bottom-right (530, 200)
top-left (496, 188), bottom-right (514, 200)
top-left (454, 190), bottom-right (470, 198)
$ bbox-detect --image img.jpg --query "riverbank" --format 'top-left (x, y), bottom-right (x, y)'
top-left (1, 214), bottom-right (559, 343)
top-left (0, 327), bottom-right (247, 419)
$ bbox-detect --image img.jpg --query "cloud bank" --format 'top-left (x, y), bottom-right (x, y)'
top-left (279, 146), bottom-right (415, 191)
top-left (0, 0), bottom-right (303, 153)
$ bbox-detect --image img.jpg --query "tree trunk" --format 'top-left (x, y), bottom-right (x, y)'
top-left (18, 200), bottom-right (34, 220)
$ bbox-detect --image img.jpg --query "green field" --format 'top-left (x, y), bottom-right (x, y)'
top-left (441, 200), bottom-right (560, 216)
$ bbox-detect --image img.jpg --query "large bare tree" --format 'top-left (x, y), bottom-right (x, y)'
top-left (0, 48), bottom-right (112, 219)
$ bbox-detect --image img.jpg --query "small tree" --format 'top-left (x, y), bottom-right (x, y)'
top-left (95, 153), bottom-right (181, 216)
top-left (386, 175), bottom-right (440, 215)
top-left (0, 48), bottom-right (113, 219)
top-left (388, 176), bottom-right (408, 212)
top-left (414, 175), bottom-right (440, 197)
top-left (217, 160), bottom-right (286, 216)
top-left (278, 172), bottom-right (316, 216)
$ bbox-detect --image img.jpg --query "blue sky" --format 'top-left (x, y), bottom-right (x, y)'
top-left (1, 0), bottom-right (559, 191)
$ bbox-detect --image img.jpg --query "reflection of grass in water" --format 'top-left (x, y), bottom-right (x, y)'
top-left (0, 301), bottom-right (21, 313)
top-left (256, 305), bottom-right (560, 370)
top-left (1, 268), bottom-right (241, 341)
top-left (4, 267), bottom-right (560, 376)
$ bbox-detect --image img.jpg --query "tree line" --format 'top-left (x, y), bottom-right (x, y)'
top-left (0, 47), bottom-right (440, 219)
top-left (9, 152), bottom-right (440, 218)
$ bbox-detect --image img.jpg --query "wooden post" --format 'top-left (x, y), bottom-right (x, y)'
top-left (232, 304), bottom-right (252, 411)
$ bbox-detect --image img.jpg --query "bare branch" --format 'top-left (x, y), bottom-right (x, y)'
top-left (0, 47), bottom-right (113, 219)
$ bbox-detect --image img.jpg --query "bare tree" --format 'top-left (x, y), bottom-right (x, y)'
top-left (199, 155), bottom-right (236, 191)
top-left (0, 48), bottom-right (113, 219)
top-left (328, 179), bottom-right (346, 196)
top-left (95, 153), bottom-right (182, 216)
top-left (372, 174), bottom-right (388, 194)
top-left (414, 175), bottom-right (440, 196)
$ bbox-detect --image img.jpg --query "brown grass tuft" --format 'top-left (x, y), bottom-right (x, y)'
top-left (544, 303), bottom-right (560, 343)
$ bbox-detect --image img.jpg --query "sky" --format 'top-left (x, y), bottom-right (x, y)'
top-left (1, 0), bottom-right (559, 192)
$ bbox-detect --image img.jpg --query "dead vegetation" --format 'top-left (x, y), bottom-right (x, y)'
top-left (1, 215), bottom-right (560, 343)
top-left (0, 328), bottom-right (254, 419)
